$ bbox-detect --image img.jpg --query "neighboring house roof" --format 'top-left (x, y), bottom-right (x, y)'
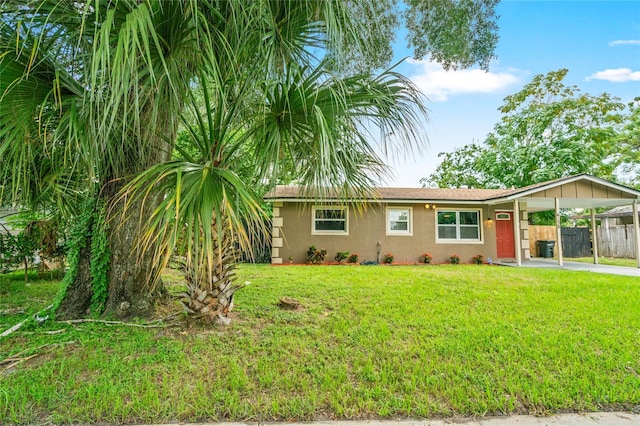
top-left (265, 174), bottom-right (640, 207)
top-left (594, 205), bottom-right (640, 218)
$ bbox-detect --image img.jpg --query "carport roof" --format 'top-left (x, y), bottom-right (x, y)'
top-left (485, 174), bottom-right (640, 211)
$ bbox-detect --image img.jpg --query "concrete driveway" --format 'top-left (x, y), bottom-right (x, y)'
top-left (502, 258), bottom-right (640, 277)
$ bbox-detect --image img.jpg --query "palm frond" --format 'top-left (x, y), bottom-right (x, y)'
top-left (251, 60), bottom-right (428, 201)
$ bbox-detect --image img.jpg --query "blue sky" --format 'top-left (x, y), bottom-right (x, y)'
top-left (384, 0), bottom-right (640, 187)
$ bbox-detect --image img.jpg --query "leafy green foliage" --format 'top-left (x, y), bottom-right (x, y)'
top-left (334, 251), bottom-right (350, 263)
top-left (614, 98), bottom-right (640, 188)
top-left (325, 0), bottom-right (399, 74)
top-left (422, 69), bottom-right (627, 189)
top-left (89, 205), bottom-right (110, 316)
top-left (51, 201), bottom-right (95, 313)
top-left (421, 143), bottom-right (487, 188)
top-left (317, 0), bottom-right (501, 75)
top-left (0, 0), bottom-right (499, 318)
top-left (405, 0), bottom-right (500, 71)
top-left (306, 246), bottom-right (327, 264)
top-left (0, 231), bottom-right (38, 275)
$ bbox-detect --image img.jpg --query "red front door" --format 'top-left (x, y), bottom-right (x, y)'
top-left (495, 211), bottom-right (515, 258)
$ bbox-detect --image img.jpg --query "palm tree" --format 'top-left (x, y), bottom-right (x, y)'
top-left (121, 58), bottom-right (427, 323)
top-left (0, 1), bottom-right (494, 321)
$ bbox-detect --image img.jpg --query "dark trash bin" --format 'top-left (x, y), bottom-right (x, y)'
top-left (537, 240), bottom-right (555, 258)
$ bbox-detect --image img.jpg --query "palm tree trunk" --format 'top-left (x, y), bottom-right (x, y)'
top-left (179, 216), bottom-right (242, 325)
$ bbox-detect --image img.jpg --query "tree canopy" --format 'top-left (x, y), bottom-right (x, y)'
top-left (614, 98), bottom-right (640, 188)
top-left (421, 69), bottom-right (628, 189)
top-left (0, 0), bottom-right (501, 321)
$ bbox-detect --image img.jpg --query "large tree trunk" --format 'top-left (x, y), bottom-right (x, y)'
top-left (56, 193), bottom-right (166, 320)
top-left (102, 193), bottom-right (165, 319)
top-left (55, 242), bottom-right (93, 319)
top-left (56, 109), bottom-right (176, 320)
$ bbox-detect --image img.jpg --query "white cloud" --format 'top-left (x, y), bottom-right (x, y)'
top-left (585, 68), bottom-right (640, 82)
top-left (406, 59), bottom-right (523, 102)
top-left (608, 40), bottom-right (640, 46)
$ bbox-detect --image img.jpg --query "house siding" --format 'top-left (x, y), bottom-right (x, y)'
top-left (276, 202), bottom-right (499, 264)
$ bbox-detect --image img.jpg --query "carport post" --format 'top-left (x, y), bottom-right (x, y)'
top-left (633, 202), bottom-right (640, 268)
top-left (514, 199), bottom-right (522, 266)
top-left (590, 209), bottom-right (599, 265)
top-left (555, 197), bottom-right (563, 266)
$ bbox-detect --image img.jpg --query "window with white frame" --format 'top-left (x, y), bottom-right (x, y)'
top-left (386, 207), bottom-right (412, 235)
top-left (312, 206), bottom-right (348, 234)
top-left (437, 210), bottom-right (481, 242)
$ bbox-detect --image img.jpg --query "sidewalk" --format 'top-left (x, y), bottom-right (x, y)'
top-left (148, 412), bottom-right (640, 426)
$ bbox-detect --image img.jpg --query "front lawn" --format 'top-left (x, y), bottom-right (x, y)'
top-left (1, 265), bottom-right (640, 424)
top-left (567, 257), bottom-right (638, 268)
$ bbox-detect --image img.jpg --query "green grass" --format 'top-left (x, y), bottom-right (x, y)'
top-left (1, 265), bottom-right (640, 424)
top-left (567, 257), bottom-right (638, 268)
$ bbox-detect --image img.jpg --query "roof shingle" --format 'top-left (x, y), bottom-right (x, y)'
top-left (264, 185), bottom-right (513, 202)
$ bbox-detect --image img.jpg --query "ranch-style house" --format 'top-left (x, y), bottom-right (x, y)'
top-left (264, 174), bottom-right (640, 267)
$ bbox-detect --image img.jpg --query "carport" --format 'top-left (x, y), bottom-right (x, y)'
top-left (485, 175), bottom-right (640, 268)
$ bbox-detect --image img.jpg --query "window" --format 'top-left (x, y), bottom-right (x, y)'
top-left (312, 207), bottom-right (348, 234)
top-left (386, 207), bottom-right (412, 235)
top-left (437, 210), bottom-right (481, 242)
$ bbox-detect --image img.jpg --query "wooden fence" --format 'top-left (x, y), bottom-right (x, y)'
top-left (529, 224), bottom-right (637, 259)
top-left (529, 226), bottom-right (556, 257)
top-left (597, 225), bottom-right (637, 259)
top-left (562, 227), bottom-right (592, 257)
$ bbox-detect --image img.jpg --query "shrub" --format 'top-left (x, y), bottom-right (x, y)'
top-left (472, 254), bottom-right (484, 264)
top-left (383, 253), bottom-right (394, 264)
top-left (0, 229), bottom-right (39, 276)
top-left (334, 251), bottom-right (350, 263)
top-left (347, 253), bottom-right (359, 263)
top-left (420, 252), bottom-right (433, 264)
top-left (449, 254), bottom-right (460, 264)
top-left (306, 245), bottom-right (327, 264)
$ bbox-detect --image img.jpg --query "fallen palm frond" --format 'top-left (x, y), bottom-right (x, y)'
top-left (0, 304), bottom-right (53, 338)
top-left (56, 318), bottom-right (178, 328)
top-left (1, 341), bottom-right (75, 372)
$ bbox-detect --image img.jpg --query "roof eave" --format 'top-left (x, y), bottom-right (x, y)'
top-left (265, 197), bottom-right (494, 204)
